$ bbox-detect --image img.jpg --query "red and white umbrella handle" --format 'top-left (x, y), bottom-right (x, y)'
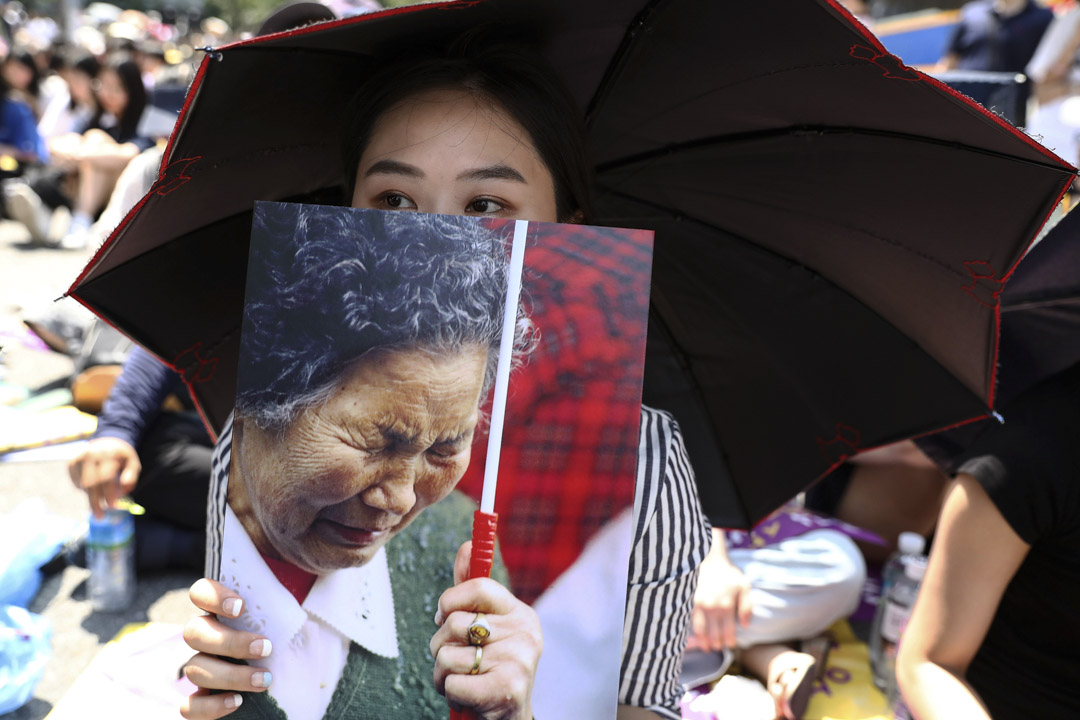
top-left (465, 510), bottom-right (499, 582)
top-left (448, 220), bottom-right (527, 720)
top-left (449, 510), bottom-right (499, 720)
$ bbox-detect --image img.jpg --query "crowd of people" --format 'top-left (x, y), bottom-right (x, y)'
top-left (0, 4), bottom-right (260, 250)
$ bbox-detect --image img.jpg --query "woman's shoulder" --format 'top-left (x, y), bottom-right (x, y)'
top-left (0, 95), bottom-right (34, 122)
top-left (636, 405), bottom-right (697, 525)
top-left (955, 364), bottom-right (1080, 540)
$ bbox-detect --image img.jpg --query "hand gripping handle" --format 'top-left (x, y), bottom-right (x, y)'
top-left (449, 510), bottom-right (499, 720)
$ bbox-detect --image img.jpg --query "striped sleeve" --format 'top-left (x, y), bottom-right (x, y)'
top-left (619, 406), bottom-right (712, 716)
top-left (204, 412), bottom-right (234, 580)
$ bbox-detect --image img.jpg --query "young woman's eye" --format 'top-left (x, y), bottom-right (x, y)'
top-left (467, 198), bottom-right (505, 214)
top-left (379, 192), bottom-right (417, 211)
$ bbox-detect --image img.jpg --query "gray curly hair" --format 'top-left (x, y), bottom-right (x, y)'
top-left (237, 202), bottom-right (533, 431)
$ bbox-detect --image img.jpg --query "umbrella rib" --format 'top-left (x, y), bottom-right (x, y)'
top-left (584, 0), bottom-right (668, 123)
top-left (594, 126), bottom-right (1077, 176)
top-left (601, 187), bottom-right (997, 405)
top-left (1003, 296), bottom-right (1080, 312)
top-left (646, 279), bottom-right (756, 524)
top-left (597, 187), bottom-right (967, 282)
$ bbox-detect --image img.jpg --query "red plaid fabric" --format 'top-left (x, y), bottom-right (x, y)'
top-left (457, 222), bottom-right (654, 604)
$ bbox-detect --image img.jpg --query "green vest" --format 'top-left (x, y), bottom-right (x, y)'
top-left (225, 492), bottom-right (507, 719)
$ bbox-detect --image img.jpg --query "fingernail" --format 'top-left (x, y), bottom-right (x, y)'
top-left (434, 609), bottom-right (444, 626)
top-left (251, 671), bottom-right (272, 688)
top-left (250, 638), bottom-right (272, 658)
top-left (222, 598), bottom-right (242, 617)
top-left (224, 694), bottom-right (243, 709)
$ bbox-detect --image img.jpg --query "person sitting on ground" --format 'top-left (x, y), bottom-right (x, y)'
top-left (690, 505), bottom-right (866, 720)
top-left (896, 361), bottom-right (1080, 720)
top-left (2, 49), bottom-right (44, 119)
top-left (0, 60), bottom-right (48, 239)
top-left (804, 440), bottom-right (949, 565)
top-left (48, 53), bottom-right (152, 249)
top-left (3, 50), bottom-right (99, 246)
top-left (0, 66), bottom-right (47, 168)
top-left (36, 48), bottom-right (99, 142)
top-left (67, 345), bottom-right (212, 571)
top-left (5, 53), bottom-right (152, 249)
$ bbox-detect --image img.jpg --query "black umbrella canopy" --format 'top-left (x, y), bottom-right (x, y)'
top-left (995, 207), bottom-right (1080, 405)
top-left (916, 206), bottom-right (1080, 472)
top-left (69, 0), bottom-right (1075, 528)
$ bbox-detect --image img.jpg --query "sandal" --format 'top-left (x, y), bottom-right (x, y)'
top-left (799, 634), bottom-right (832, 682)
top-left (768, 652), bottom-right (818, 720)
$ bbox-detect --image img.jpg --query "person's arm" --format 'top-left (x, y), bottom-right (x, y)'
top-left (0, 99), bottom-right (47, 164)
top-left (935, 13), bottom-right (968, 73)
top-left (935, 52), bottom-right (960, 72)
top-left (619, 408), bottom-right (712, 718)
top-left (68, 346), bottom-right (184, 516)
top-left (92, 346), bottom-right (181, 445)
top-left (689, 526), bottom-right (752, 651)
top-left (895, 474), bottom-right (1030, 719)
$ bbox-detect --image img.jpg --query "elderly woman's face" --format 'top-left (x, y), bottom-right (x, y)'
top-left (351, 88), bottom-right (559, 223)
top-left (232, 345), bottom-right (488, 573)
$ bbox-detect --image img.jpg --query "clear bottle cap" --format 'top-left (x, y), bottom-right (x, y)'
top-left (898, 531), bottom-right (925, 555)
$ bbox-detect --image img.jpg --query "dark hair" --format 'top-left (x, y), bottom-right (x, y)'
top-left (237, 203), bottom-right (532, 430)
top-left (94, 54), bottom-right (147, 142)
top-left (48, 45), bottom-right (67, 74)
top-left (4, 51), bottom-right (41, 100)
top-left (343, 33), bottom-right (593, 224)
top-left (53, 48), bottom-right (101, 112)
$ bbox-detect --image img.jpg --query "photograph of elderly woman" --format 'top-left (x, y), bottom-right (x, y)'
top-left (213, 202), bottom-right (654, 719)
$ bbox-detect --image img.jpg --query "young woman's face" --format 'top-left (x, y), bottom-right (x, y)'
top-left (94, 68), bottom-right (128, 118)
top-left (63, 69), bottom-right (95, 107)
top-left (2, 60), bottom-right (32, 91)
top-left (351, 88), bottom-right (559, 223)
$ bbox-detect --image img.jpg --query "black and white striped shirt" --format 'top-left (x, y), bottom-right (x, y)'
top-left (206, 405), bottom-right (710, 717)
top-left (620, 405), bottom-right (712, 717)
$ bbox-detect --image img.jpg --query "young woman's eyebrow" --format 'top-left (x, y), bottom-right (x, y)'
top-left (364, 159), bottom-right (424, 178)
top-left (457, 165), bottom-right (527, 183)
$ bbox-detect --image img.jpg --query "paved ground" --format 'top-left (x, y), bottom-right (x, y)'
top-left (0, 220), bottom-right (199, 720)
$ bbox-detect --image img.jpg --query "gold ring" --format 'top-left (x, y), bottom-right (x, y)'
top-left (468, 612), bottom-right (492, 646)
top-left (469, 644), bottom-right (483, 675)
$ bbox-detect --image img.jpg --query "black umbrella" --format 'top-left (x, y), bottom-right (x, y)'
top-left (917, 206), bottom-right (1080, 470)
top-left (995, 208), bottom-right (1080, 406)
top-left (68, 0), bottom-right (1075, 528)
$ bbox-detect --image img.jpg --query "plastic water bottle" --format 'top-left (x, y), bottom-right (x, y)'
top-left (870, 532), bottom-right (926, 688)
top-left (87, 509), bottom-right (136, 612)
top-left (879, 555), bottom-right (928, 704)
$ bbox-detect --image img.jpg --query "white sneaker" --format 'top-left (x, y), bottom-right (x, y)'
top-left (4, 182), bottom-right (54, 245)
top-left (48, 205), bottom-right (72, 243)
top-left (58, 212), bottom-right (97, 250)
top-left (59, 228), bottom-right (95, 251)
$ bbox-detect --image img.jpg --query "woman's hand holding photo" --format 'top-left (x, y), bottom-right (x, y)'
top-left (430, 541), bottom-right (542, 720)
top-left (181, 579), bottom-right (273, 720)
